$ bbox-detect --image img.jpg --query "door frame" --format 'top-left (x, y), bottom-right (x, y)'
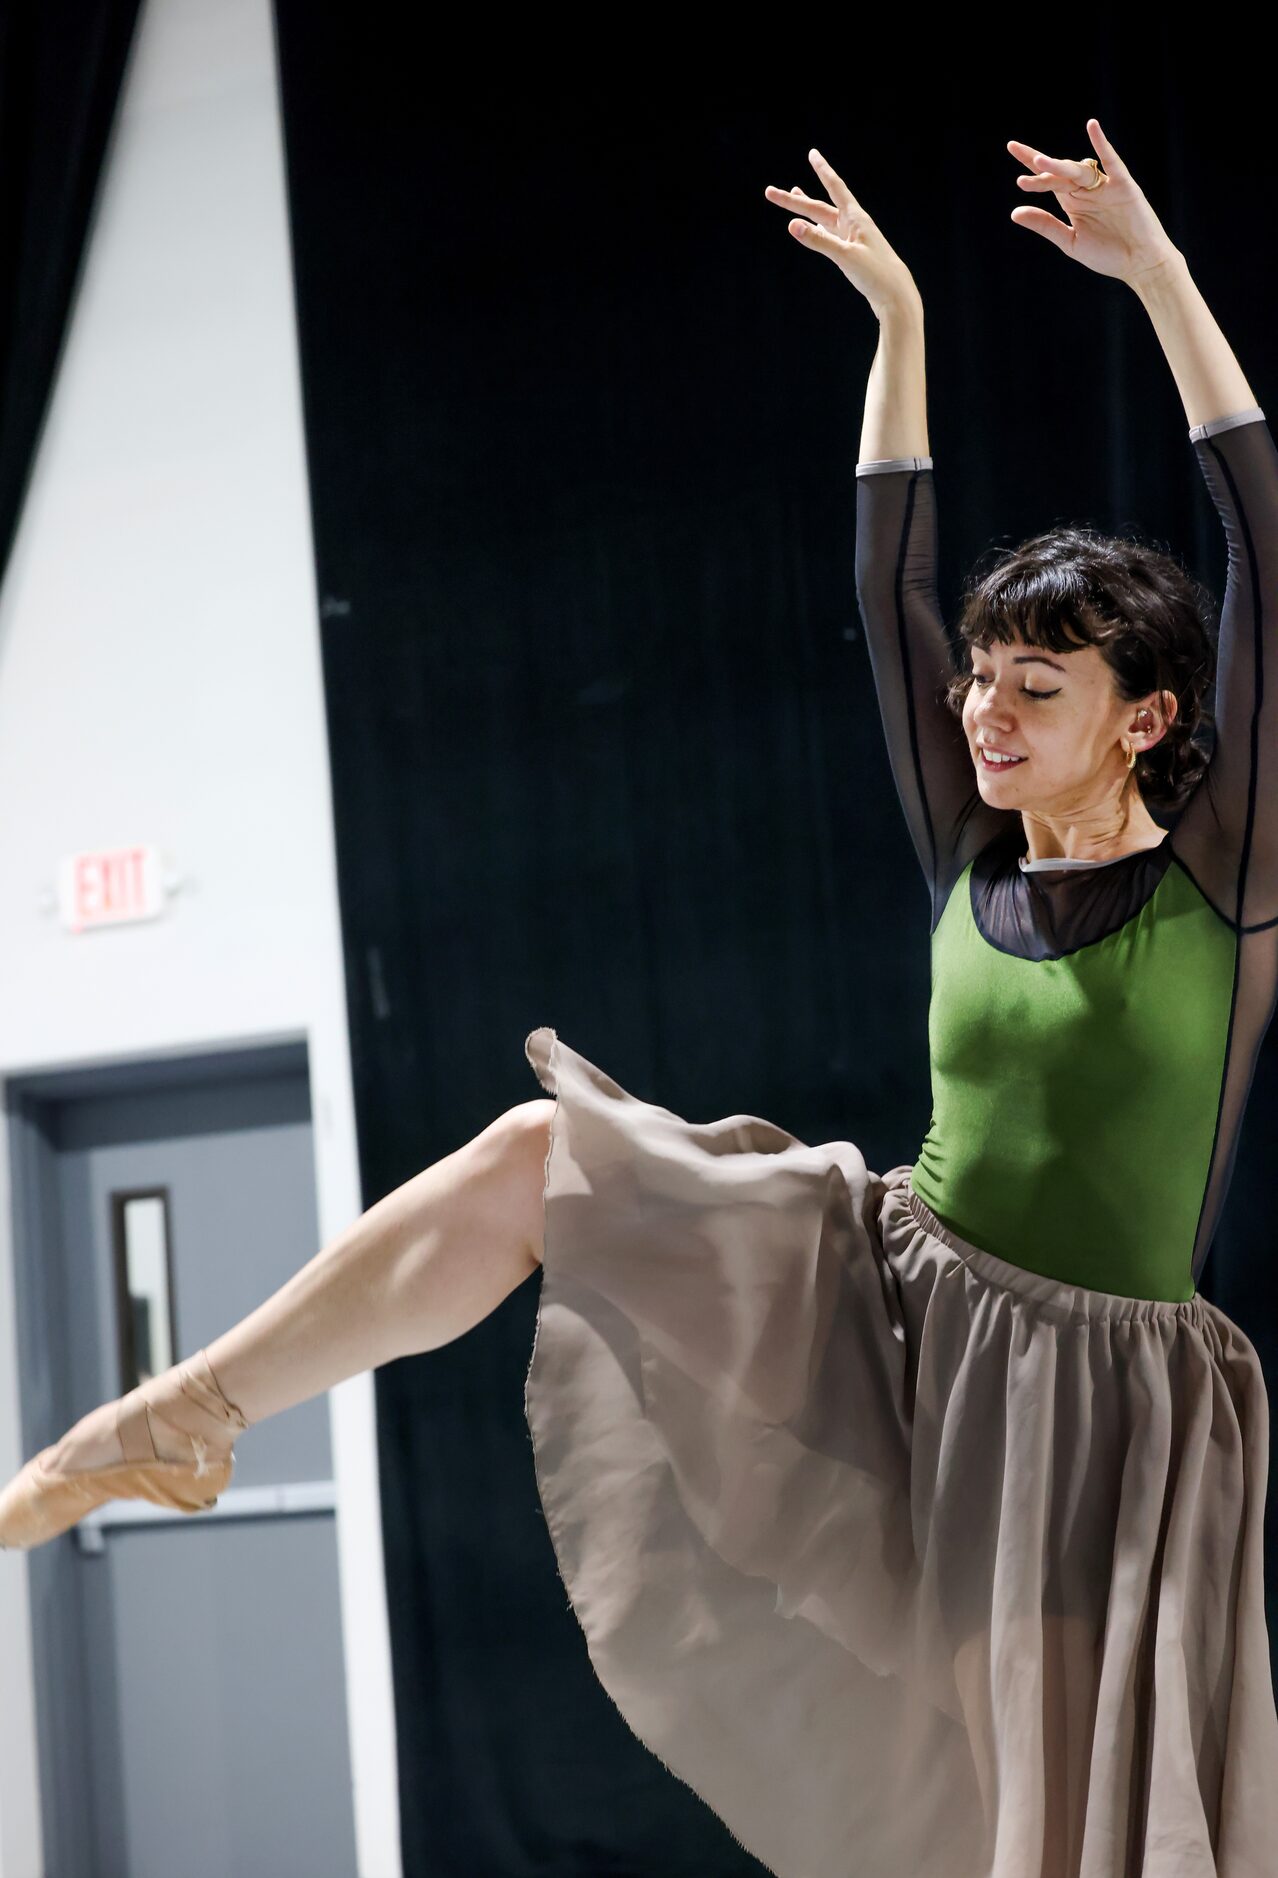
top-left (0, 1033), bottom-right (371, 1878)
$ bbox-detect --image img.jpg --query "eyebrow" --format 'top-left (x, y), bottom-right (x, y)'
top-left (973, 652), bottom-right (1069, 673)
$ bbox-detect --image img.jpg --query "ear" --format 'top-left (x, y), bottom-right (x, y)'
top-left (1134, 689), bottom-right (1177, 749)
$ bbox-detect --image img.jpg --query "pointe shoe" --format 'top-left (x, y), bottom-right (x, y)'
top-left (0, 1349), bottom-right (250, 1552)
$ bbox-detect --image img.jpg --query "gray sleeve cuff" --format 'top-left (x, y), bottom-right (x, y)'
top-left (1188, 406), bottom-right (1266, 442)
top-left (855, 455), bottom-right (934, 476)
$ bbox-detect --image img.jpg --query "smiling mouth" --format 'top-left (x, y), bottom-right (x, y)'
top-left (977, 749), bottom-right (1027, 770)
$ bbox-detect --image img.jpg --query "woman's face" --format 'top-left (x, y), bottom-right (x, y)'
top-left (960, 633), bottom-right (1167, 811)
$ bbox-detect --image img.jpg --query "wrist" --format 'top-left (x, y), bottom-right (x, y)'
top-left (874, 280), bottom-right (924, 329)
top-left (1126, 246), bottom-right (1190, 303)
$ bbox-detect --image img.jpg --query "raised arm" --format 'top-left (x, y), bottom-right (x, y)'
top-left (764, 155), bottom-right (1007, 931)
top-left (1128, 260), bottom-right (1278, 928)
top-left (853, 307), bottom-right (1008, 929)
top-left (1007, 121), bottom-right (1278, 928)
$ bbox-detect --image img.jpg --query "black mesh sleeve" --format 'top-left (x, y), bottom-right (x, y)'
top-left (1170, 408), bottom-right (1278, 932)
top-left (853, 456), bottom-right (1010, 931)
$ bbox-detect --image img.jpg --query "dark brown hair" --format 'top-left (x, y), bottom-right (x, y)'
top-left (944, 524), bottom-right (1216, 814)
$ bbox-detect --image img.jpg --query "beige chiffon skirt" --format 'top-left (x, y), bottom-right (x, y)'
top-left (522, 1027), bottom-right (1278, 1878)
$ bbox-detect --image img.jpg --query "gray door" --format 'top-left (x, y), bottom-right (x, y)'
top-left (7, 1042), bottom-right (360, 1878)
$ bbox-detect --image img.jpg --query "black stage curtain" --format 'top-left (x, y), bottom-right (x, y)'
top-left (0, 0), bottom-right (141, 590)
top-left (272, 21), bottom-right (1278, 1874)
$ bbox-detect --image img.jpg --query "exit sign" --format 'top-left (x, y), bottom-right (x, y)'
top-left (58, 846), bottom-right (165, 933)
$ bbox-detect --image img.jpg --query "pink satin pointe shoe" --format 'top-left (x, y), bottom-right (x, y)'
top-left (0, 1348), bottom-right (249, 1552)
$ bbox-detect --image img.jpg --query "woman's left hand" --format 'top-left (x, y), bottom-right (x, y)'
top-left (1008, 119), bottom-right (1180, 285)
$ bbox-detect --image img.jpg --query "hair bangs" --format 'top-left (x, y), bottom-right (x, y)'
top-left (967, 555), bottom-right (1101, 656)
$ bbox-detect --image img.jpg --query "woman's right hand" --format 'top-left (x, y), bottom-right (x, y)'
top-left (765, 150), bottom-right (919, 319)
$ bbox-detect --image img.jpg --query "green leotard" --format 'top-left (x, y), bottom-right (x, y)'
top-left (854, 408), bottom-right (1278, 1301)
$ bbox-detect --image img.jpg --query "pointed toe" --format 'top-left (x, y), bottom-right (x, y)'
top-left (0, 1447), bottom-right (235, 1552)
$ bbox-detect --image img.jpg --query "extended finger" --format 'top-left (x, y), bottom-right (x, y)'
top-left (1086, 117), bottom-right (1130, 182)
top-left (1007, 138), bottom-right (1053, 174)
top-left (785, 217), bottom-right (851, 261)
top-left (1007, 139), bottom-right (1094, 190)
top-left (808, 147), bottom-right (857, 210)
top-left (1009, 204), bottom-right (1075, 256)
top-left (763, 184), bottom-right (839, 229)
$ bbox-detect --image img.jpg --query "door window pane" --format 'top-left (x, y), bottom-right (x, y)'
top-left (111, 1189), bottom-right (177, 1389)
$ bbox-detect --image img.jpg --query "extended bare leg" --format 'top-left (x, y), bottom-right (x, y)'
top-left (206, 1095), bottom-right (554, 1424)
top-left (37, 1097), bottom-right (555, 1472)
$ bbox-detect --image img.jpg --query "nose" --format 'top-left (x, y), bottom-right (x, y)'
top-left (974, 690), bottom-right (1015, 732)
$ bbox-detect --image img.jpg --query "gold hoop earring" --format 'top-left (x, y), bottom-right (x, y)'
top-left (1122, 741), bottom-right (1137, 771)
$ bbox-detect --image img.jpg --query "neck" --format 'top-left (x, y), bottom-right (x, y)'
top-left (1020, 782), bottom-right (1167, 865)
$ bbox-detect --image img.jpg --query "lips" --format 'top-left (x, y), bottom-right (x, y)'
top-left (977, 748), bottom-right (1026, 770)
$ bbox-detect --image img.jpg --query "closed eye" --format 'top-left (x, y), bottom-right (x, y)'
top-left (971, 675), bottom-right (1060, 700)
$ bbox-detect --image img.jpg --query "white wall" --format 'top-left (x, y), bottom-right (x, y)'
top-left (0, 1), bottom-right (400, 1872)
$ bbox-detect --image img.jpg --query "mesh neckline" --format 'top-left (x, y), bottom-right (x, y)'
top-left (1018, 836), bottom-right (1169, 875)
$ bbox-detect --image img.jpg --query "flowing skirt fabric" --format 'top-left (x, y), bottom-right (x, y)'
top-left (522, 1027), bottom-right (1278, 1878)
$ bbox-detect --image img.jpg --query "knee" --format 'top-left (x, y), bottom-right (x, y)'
top-left (477, 1098), bottom-right (555, 1261)
top-left (489, 1097), bottom-right (555, 1159)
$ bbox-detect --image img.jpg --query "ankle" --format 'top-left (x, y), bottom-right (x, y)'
top-left (144, 1408), bottom-right (233, 1467)
top-left (137, 1349), bottom-right (251, 1462)
top-left (182, 1349), bottom-right (252, 1433)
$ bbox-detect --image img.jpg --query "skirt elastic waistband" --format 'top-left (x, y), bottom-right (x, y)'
top-left (884, 1168), bottom-right (1207, 1327)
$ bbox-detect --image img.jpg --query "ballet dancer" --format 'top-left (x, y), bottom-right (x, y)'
top-left (4, 117), bottom-right (1277, 1878)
